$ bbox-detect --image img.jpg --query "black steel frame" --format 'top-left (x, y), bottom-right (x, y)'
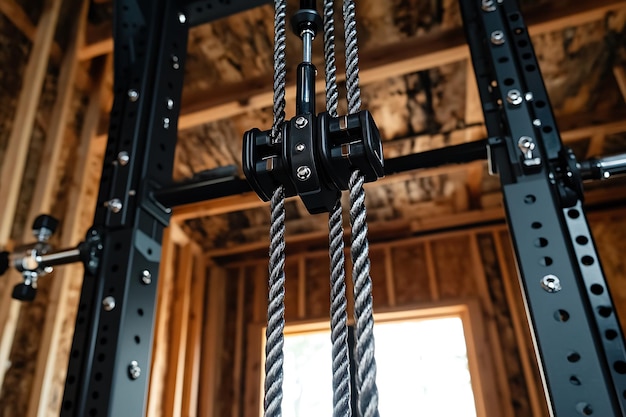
top-left (59, 1), bottom-right (626, 416)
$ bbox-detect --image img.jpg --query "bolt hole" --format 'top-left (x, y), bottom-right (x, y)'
top-left (567, 352), bottom-right (581, 363)
top-left (518, 39), bottom-right (528, 47)
top-left (568, 209), bottom-right (580, 219)
top-left (614, 361), bottom-right (626, 374)
top-left (531, 222), bottom-right (542, 229)
top-left (554, 309), bottom-right (570, 322)
top-left (590, 284), bottom-right (604, 295)
top-left (498, 56), bottom-right (509, 63)
top-left (534, 237), bottom-right (548, 248)
top-left (97, 353), bottom-right (105, 362)
top-left (576, 235), bottom-right (589, 245)
top-left (576, 402), bottom-right (593, 415)
top-left (598, 306), bottom-right (613, 318)
top-left (581, 255), bottom-right (594, 266)
top-left (504, 78), bottom-right (514, 86)
top-left (542, 126), bottom-right (553, 133)
top-left (147, 248), bottom-right (153, 255)
top-left (100, 337), bottom-right (107, 345)
top-left (134, 335), bottom-right (141, 344)
top-left (536, 100), bottom-right (546, 108)
top-left (138, 308), bottom-right (144, 316)
top-left (95, 372), bottom-right (103, 381)
top-left (540, 256), bottom-right (553, 266)
top-left (524, 194), bottom-right (536, 204)
top-left (510, 13), bottom-right (520, 21)
top-left (606, 329), bottom-right (618, 340)
top-left (525, 64), bottom-right (536, 72)
top-left (570, 375), bottom-right (581, 385)
top-left (522, 52), bottom-right (532, 60)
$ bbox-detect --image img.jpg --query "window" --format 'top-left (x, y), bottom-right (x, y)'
top-left (273, 303), bottom-right (487, 417)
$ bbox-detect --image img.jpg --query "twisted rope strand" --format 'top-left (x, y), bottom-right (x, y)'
top-left (349, 170), bottom-right (380, 417)
top-left (343, 0), bottom-right (361, 114)
top-left (324, 0), bottom-right (339, 118)
top-left (264, 1), bottom-right (288, 416)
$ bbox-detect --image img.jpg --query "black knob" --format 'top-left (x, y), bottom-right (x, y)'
top-left (0, 251), bottom-right (8, 276)
top-left (12, 283), bottom-right (37, 302)
top-left (32, 214), bottom-right (59, 234)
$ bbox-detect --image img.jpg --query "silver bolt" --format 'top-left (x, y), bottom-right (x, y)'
top-left (127, 89), bottom-right (139, 102)
top-left (128, 361), bottom-right (141, 380)
top-left (518, 136), bottom-right (535, 158)
top-left (482, 0), bottom-right (496, 12)
top-left (296, 165), bottom-right (312, 181)
top-left (541, 274), bottom-right (562, 293)
top-left (171, 55), bottom-right (180, 70)
top-left (490, 31), bottom-right (505, 45)
top-left (102, 296), bottom-right (116, 311)
top-left (163, 117), bottom-right (170, 129)
top-left (105, 198), bottom-right (123, 213)
top-left (141, 270), bottom-right (152, 285)
top-left (507, 89), bottom-right (523, 106)
top-left (117, 151), bottom-right (130, 166)
top-left (525, 92), bottom-right (534, 102)
top-left (166, 98), bottom-right (174, 109)
top-left (295, 143), bottom-right (306, 152)
top-left (533, 119), bottom-right (542, 127)
top-left (178, 13), bottom-right (187, 24)
top-left (295, 116), bottom-right (308, 129)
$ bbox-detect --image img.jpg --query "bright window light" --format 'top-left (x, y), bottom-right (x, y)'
top-left (279, 314), bottom-right (477, 417)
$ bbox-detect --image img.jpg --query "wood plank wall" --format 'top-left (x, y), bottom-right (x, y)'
top-left (195, 208), bottom-right (626, 417)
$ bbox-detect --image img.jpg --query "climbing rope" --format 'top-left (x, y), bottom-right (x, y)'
top-left (263, 1), bottom-right (287, 417)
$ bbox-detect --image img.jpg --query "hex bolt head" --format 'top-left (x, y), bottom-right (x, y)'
top-left (506, 89), bottom-right (523, 106)
top-left (295, 143), bottom-right (306, 152)
top-left (296, 165), bottom-right (312, 181)
top-left (141, 270), bottom-right (152, 285)
top-left (105, 198), bottom-right (123, 213)
top-left (295, 116), bottom-right (308, 129)
top-left (102, 296), bottom-right (116, 311)
top-left (127, 89), bottom-right (139, 102)
top-left (541, 275), bottom-right (562, 293)
top-left (117, 151), bottom-right (130, 166)
top-left (128, 361), bottom-right (141, 380)
top-left (490, 30), bottom-right (505, 45)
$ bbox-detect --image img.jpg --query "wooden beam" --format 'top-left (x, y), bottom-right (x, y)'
top-left (614, 65), bottom-right (626, 103)
top-left (24, 1), bottom-right (92, 414)
top-left (92, 0), bottom-right (626, 140)
top-left (230, 268), bottom-right (246, 417)
top-left (383, 247), bottom-right (396, 307)
top-left (0, 0), bottom-right (63, 390)
top-left (0, 0), bottom-right (62, 63)
top-left (424, 241), bottom-right (439, 301)
top-left (78, 22), bottom-right (113, 61)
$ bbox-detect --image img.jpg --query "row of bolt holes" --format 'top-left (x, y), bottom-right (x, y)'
top-left (62, 242), bottom-right (147, 415)
top-left (526, 194), bottom-right (626, 414)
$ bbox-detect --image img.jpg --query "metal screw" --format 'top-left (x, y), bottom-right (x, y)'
top-left (166, 98), bottom-right (174, 110)
top-left (171, 55), bottom-right (180, 70)
top-left (490, 30), bottom-right (505, 45)
top-left (141, 270), bottom-right (152, 285)
top-left (128, 361), bottom-right (141, 380)
top-left (295, 143), bottom-right (306, 152)
top-left (525, 92), bottom-right (534, 102)
top-left (105, 198), bottom-right (123, 213)
top-left (127, 89), bottom-right (139, 102)
top-left (102, 296), bottom-right (116, 311)
top-left (482, 0), bottom-right (496, 12)
top-left (163, 117), bottom-right (170, 129)
top-left (295, 116), bottom-right (308, 129)
top-left (533, 119), bottom-right (542, 127)
top-left (541, 274), bottom-right (562, 293)
top-left (117, 151), bottom-right (130, 166)
top-left (296, 166), bottom-right (312, 181)
top-left (506, 89), bottom-right (523, 106)
top-left (178, 13), bottom-right (187, 24)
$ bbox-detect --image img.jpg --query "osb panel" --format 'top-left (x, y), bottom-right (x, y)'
top-left (390, 242), bottom-right (432, 305)
top-left (369, 248), bottom-right (389, 309)
top-left (305, 255), bottom-right (331, 320)
top-left (477, 233), bottom-right (532, 416)
top-left (431, 235), bottom-right (476, 299)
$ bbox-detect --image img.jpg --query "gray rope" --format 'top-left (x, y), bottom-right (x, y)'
top-left (343, 0), bottom-right (361, 114)
top-left (349, 170), bottom-right (379, 417)
top-left (264, 1), bottom-right (288, 416)
top-left (324, 1), bottom-right (352, 416)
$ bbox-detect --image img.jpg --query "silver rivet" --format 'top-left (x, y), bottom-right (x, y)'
top-left (490, 30), bottom-right (505, 45)
top-left (117, 151), bottom-right (129, 166)
top-left (525, 92), bottom-right (534, 102)
top-left (105, 198), bottom-right (123, 213)
top-left (166, 98), bottom-right (174, 109)
top-left (295, 143), bottom-right (306, 152)
top-left (128, 361), bottom-right (141, 380)
top-left (128, 190), bottom-right (136, 196)
top-left (141, 270), bottom-right (152, 285)
top-left (178, 13), bottom-right (187, 24)
top-left (296, 166), bottom-right (312, 181)
top-left (295, 116), bottom-right (308, 129)
top-left (541, 274), bottom-right (562, 293)
top-left (127, 89), bottom-right (139, 102)
top-left (172, 55), bottom-right (180, 70)
top-left (482, 0), bottom-right (496, 12)
top-left (102, 296), bottom-right (116, 311)
top-left (533, 119), bottom-right (542, 127)
top-left (163, 117), bottom-right (170, 129)
top-left (506, 89), bottom-right (523, 106)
